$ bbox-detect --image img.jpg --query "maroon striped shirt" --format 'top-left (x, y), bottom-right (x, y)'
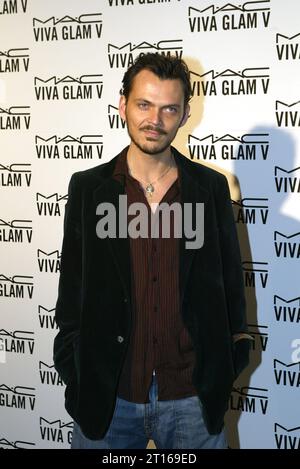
top-left (113, 148), bottom-right (198, 403)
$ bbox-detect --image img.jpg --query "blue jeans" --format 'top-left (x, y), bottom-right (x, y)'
top-left (71, 374), bottom-right (227, 449)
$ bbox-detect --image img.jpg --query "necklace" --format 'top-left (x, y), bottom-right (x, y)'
top-left (128, 155), bottom-right (175, 197)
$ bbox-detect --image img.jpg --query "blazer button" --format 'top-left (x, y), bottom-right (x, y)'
top-left (117, 335), bottom-right (124, 343)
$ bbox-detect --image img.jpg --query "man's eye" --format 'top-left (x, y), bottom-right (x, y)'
top-left (138, 103), bottom-right (148, 109)
top-left (165, 107), bottom-right (177, 113)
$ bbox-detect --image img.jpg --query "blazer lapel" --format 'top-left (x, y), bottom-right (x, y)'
top-left (173, 149), bottom-right (209, 306)
top-left (93, 158), bottom-right (132, 301)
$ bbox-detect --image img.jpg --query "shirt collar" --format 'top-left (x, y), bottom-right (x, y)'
top-left (112, 146), bottom-right (181, 192)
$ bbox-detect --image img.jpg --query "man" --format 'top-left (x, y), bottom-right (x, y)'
top-left (53, 53), bottom-right (252, 449)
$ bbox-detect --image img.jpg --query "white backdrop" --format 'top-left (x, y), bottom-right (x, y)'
top-left (0, 0), bottom-right (299, 449)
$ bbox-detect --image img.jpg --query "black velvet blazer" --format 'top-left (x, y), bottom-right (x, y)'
top-left (53, 146), bottom-right (251, 440)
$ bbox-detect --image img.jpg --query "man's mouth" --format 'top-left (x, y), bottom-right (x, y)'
top-left (141, 127), bottom-right (166, 137)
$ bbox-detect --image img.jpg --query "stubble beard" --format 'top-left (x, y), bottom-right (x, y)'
top-left (126, 123), bottom-right (176, 156)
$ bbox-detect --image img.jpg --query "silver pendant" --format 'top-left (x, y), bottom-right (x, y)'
top-left (145, 183), bottom-right (154, 197)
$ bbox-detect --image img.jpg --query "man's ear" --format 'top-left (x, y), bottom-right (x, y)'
top-left (119, 95), bottom-right (127, 122)
top-left (179, 104), bottom-right (190, 128)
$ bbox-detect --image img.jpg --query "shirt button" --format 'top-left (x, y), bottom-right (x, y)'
top-left (123, 298), bottom-right (128, 303)
top-left (117, 336), bottom-right (124, 343)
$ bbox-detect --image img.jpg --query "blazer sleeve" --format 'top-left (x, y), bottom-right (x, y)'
top-left (215, 174), bottom-right (251, 379)
top-left (53, 173), bottom-right (82, 385)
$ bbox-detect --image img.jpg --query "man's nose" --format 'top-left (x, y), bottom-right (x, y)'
top-left (148, 107), bottom-right (162, 126)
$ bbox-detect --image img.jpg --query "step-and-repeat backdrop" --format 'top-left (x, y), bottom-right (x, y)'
top-left (0, 0), bottom-right (299, 449)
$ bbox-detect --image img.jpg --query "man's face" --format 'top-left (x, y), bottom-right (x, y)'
top-left (119, 69), bottom-right (189, 155)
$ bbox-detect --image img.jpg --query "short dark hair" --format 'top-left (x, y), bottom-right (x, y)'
top-left (120, 53), bottom-right (192, 107)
